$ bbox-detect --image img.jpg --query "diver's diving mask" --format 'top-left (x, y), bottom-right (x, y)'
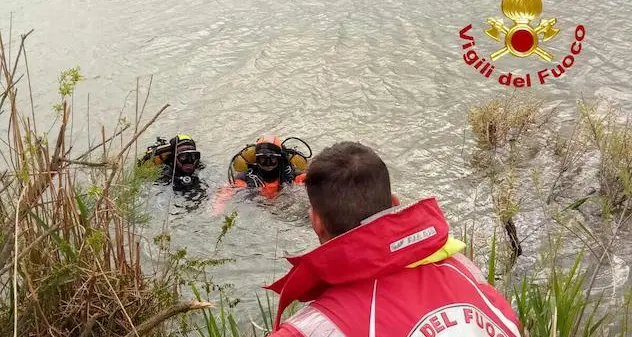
top-left (175, 149), bottom-right (200, 175)
top-left (255, 151), bottom-right (281, 171)
top-left (176, 150), bottom-right (201, 164)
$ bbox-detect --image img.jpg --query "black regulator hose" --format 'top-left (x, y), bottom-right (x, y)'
top-left (282, 137), bottom-right (312, 158)
top-left (227, 152), bottom-right (239, 184)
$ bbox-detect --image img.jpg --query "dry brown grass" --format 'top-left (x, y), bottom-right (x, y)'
top-left (0, 30), bottom-right (210, 337)
top-left (467, 94), bottom-right (545, 151)
top-left (466, 93), bottom-right (551, 267)
top-left (579, 99), bottom-right (632, 210)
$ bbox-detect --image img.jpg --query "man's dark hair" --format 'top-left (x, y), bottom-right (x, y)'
top-left (305, 141), bottom-right (392, 237)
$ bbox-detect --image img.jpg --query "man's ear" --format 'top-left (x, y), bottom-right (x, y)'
top-left (391, 193), bottom-right (400, 207)
top-left (309, 206), bottom-right (329, 244)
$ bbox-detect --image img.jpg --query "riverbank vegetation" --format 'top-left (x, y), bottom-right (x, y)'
top-left (0, 30), bottom-right (221, 336)
top-left (0, 28), bottom-right (286, 337)
top-left (2, 28), bottom-right (631, 337)
top-left (467, 93), bottom-right (632, 336)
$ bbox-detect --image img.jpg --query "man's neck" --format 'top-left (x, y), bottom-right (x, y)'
top-left (360, 204), bottom-right (405, 225)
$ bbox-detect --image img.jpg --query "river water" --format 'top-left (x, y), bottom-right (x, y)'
top-left (1, 0), bottom-right (632, 331)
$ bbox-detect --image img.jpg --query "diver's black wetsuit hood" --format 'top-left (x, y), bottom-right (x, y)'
top-left (255, 141), bottom-right (283, 183)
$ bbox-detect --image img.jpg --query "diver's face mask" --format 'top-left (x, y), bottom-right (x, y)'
top-left (175, 150), bottom-right (200, 174)
top-left (255, 151), bottom-right (281, 172)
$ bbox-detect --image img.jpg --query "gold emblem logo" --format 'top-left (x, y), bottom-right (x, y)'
top-left (484, 0), bottom-right (560, 61)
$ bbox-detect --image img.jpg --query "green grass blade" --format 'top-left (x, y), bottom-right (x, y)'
top-left (255, 292), bottom-right (270, 331)
top-left (190, 282), bottom-right (214, 337)
top-left (266, 290), bottom-right (274, 325)
top-left (208, 311), bottom-right (220, 337)
top-left (27, 208), bottom-right (77, 261)
top-left (228, 314), bottom-right (240, 337)
top-left (220, 293), bottom-right (228, 337)
top-left (74, 193), bottom-right (89, 226)
top-left (487, 230), bottom-right (497, 286)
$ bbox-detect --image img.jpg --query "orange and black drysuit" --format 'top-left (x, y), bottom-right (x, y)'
top-left (213, 136), bottom-right (309, 215)
top-left (232, 136), bottom-right (306, 196)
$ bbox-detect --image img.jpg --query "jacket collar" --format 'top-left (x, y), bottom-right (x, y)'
top-left (264, 197), bottom-right (455, 330)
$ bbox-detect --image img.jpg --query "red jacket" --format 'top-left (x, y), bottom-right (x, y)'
top-left (265, 197), bottom-right (522, 337)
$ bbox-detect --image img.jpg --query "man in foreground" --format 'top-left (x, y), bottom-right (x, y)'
top-left (265, 141), bottom-right (522, 337)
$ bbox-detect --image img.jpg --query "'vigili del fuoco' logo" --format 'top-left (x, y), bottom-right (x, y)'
top-left (459, 0), bottom-right (586, 87)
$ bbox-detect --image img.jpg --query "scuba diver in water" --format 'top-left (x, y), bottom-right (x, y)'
top-left (137, 133), bottom-right (204, 191)
top-left (230, 136), bottom-right (309, 193)
top-left (212, 136), bottom-right (311, 214)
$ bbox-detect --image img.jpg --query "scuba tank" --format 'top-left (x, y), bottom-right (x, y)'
top-left (282, 137), bottom-right (311, 172)
top-left (138, 137), bottom-right (174, 166)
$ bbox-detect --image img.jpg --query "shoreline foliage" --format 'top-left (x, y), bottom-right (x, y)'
top-left (466, 92), bottom-right (632, 336)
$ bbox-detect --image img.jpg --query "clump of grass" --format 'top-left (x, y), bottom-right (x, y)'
top-left (579, 99), bottom-right (632, 211)
top-left (480, 226), bottom-right (624, 337)
top-left (188, 283), bottom-right (242, 337)
top-left (466, 94), bottom-right (550, 268)
top-left (511, 246), bottom-right (610, 337)
top-left (179, 212), bottom-right (301, 337)
top-left (467, 94), bottom-right (545, 151)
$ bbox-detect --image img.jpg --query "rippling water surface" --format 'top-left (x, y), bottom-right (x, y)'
top-left (1, 0), bottom-right (631, 323)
